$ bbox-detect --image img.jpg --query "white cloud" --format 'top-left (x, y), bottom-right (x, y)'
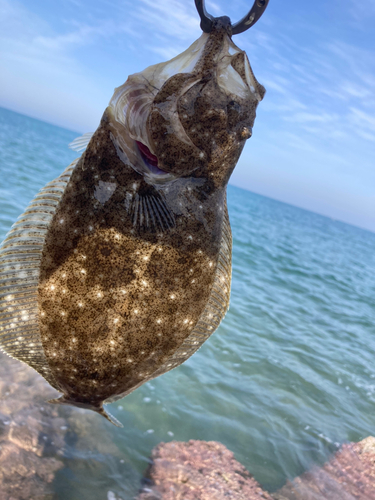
top-left (0, 0), bottom-right (112, 131)
top-left (133, 0), bottom-right (200, 40)
top-left (347, 0), bottom-right (375, 26)
top-left (285, 112), bottom-right (337, 124)
top-left (349, 107), bottom-right (375, 130)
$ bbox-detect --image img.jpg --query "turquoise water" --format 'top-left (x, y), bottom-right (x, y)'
top-left (1, 106), bottom-right (375, 498)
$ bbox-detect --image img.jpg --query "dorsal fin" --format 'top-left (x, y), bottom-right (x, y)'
top-left (0, 159), bottom-right (79, 390)
top-left (68, 132), bottom-right (94, 153)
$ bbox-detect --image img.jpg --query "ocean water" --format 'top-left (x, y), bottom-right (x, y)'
top-left (0, 105), bottom-right (375, 498)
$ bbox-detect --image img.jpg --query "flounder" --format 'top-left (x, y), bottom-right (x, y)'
top-left (0, 0), bottom-right (268, 425)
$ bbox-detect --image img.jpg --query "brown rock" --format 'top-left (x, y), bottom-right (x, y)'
top-left (2, 347), bottom-right (375, 500)
top-left (274, 437), bottom-right (375, 500)
top-left (0, 351), bottom-right (126, 499)
top-left (0, 441), bottom-right (62, 500)
top-left (136, 440), bottom-right (273, 500)
top-left (0, 352), bottom-right (67, 500)
top-left (8, 422), bottom-right (40, 455)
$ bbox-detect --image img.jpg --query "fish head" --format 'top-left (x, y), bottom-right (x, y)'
top-left (109, 18), bottom-right (265, 188)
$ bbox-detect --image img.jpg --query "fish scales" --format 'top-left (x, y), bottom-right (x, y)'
top-left (0, 15), bottom-right (266, 424)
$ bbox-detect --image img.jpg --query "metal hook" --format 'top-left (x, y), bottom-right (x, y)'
top-left (194, 0), bottom-right (215, 33)
top-left (194, 0), bottom-right (269, 35)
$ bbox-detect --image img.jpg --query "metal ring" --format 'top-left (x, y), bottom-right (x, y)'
top-left (194, 0), bottom-right (270, 34)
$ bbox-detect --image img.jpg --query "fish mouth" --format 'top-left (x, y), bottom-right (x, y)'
top-left (135, 141), bottom-right (167, 176)
top-left (109, 29), bottom-right (265, 180)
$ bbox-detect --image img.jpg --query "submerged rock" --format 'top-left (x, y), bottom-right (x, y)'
top-left (136, 439), bottom-right (273, 500)
top-left (274, 436), bottom-right (375, 500)
top-left (0, 352), bottom-right (67, 500)
top-left (2, 346), bottom-right (375, 500)
top-left (137, 438), bottom-right (375, 500)
top-left (0, 351), bottom-right (127, 500)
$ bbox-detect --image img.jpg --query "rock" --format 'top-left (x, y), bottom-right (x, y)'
top-left (0, 352), bottom-right (67, 500)
top-left (137, 437), bottom-right (375, 500)
top-left (2, 347), bottom-right (375, 500)
top-left (0, 441), bottom-right (63, 499)
top-left (136, 440), bottom-right (273, 500)
top-left (274, 436), bottom-right (375, 500)
top-left (0, 351), bottom-right (128, 499)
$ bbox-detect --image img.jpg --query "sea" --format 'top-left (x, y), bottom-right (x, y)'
top-left (0, 106), bottom-right (374, 499)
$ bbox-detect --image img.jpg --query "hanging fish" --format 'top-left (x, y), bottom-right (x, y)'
top-left (0, 0), bottom-right (269, 426)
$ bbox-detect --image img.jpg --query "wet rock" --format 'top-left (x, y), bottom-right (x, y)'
top-left (0, 352), bottom-right (67, 500)
top-left (0, 351), bottom-right (131, 499)
top-left (2, 346), bottom-right (375, 500)
top-left (137, 437), bottom-right (375, 500)
top-left (8, 420), bottom-right (40, 455)
top-left (274, 436), bottom-right (375, 500)
top-left (0, 441), bottom-right (62, 499)
top-left (136, 439), bottom-right (273, 500)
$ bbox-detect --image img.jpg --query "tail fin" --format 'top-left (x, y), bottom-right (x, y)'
top-left (48, 396), bottom-right (123, 428)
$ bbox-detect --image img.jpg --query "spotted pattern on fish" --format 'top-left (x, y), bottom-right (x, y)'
top-left (0, 19), bottom-right (265, 425)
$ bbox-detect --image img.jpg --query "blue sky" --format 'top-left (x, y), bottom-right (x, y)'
top-left (1, 0), bottom-right (374, 231)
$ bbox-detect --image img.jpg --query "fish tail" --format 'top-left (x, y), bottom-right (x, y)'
top-left (48, 396), bottom-right (123, 427)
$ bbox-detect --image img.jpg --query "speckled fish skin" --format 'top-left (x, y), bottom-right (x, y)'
top-left (0, 19), bottom-right (265, 424)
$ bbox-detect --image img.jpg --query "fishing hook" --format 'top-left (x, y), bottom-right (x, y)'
top-left (194, 0), bottom-right (270, 34)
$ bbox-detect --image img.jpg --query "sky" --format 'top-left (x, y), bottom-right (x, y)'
top-left (0, 0), bottom-right (374, 232)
